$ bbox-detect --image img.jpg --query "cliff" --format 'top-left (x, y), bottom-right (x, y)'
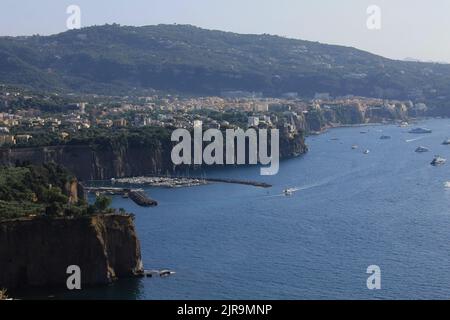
top-left (0, 132), bottom-right (306, 180)
top-left (0, 214), bottom-right (143, 291)
top-left (0, 144), bottom-right (173, 181)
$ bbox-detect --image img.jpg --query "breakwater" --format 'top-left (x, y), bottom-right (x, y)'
top-left (128, 190), bottom-right (158, 207)
top-left (126, 175), bottom-right (272, 188)
top-left (83, 186), bottom-right (158, 207)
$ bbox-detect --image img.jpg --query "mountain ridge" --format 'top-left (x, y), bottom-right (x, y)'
top-left (1, 24), bottom-right (450, 107)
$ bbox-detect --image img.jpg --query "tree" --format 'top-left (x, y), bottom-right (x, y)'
top-left (93, 195), bottom-right (112, 212)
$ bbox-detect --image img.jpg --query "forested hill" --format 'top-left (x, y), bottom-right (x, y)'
top-left (1, 24), bottom-right (450, 105)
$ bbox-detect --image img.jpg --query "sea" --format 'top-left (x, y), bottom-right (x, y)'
top-left (34, 118), bottom-right (450, 299)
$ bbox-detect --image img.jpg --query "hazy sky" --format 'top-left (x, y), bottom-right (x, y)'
top-left (1, 0), bottom-right (450, 62)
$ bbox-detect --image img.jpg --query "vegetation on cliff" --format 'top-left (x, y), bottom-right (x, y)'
top-left (6, 125), bottom-right (172, 149)
top-left (0, 163), bottom-right (113, 220)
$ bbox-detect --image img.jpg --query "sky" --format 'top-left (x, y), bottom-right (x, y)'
top-left (1, 0), bottom-right (450, 63)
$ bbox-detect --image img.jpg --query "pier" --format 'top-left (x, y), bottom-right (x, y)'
top-left (140, 175), bottom-right (272, 188)
top-left (196, 177), bottom-right (271, 188)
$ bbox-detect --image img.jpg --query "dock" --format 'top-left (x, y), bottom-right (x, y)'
top-left (199, 177), bottom-right (271, 188)
top-left (143, 175), bottom-right (272, 188)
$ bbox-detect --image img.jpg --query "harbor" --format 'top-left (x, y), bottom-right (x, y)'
top-left (83, 175), bottom-right (271, 207)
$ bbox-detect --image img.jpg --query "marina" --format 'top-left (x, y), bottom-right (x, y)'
top-left (111, 175), bottom-right (272, 188)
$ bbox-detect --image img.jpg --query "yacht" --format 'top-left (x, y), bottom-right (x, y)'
top-left (415, 146), bottom-right (429, 153)
top-left (431, 155), bottom-right (447, 166)
top-left (283, 188), bottom-right (299, 196)
top-left (409, 127), bottom-right (432, 134)
top-left (442, 139), bottom-right (450, 145)
top-left (144, 269), bottom-right (176, 278)
top-left (159, 270), bottom-right (176, 277)
top-left (351, 145), bottom-right (358, 150)
top-left (363, 149), bottom-right (370, 154)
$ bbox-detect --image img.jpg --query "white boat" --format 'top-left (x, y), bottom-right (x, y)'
top-left (442, 139), bottom-right (450, 145)
top-left (363, 149), bottom-right (370, 154)
top-left (159, 270), bottom-right (176, 277)
top-left (351, 145), bottom-right (358, 150)
top-left (431, 155), bottom-right (446, 166)
top-left (283, 188), bottom-right (299, 196)
top-left (444, 182), bottom-right (450, 189)
top-left (144, 269), bottom-right (176, 278)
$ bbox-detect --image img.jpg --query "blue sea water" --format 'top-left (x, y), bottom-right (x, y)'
top-left (65, 118), bottom-right (450, 299)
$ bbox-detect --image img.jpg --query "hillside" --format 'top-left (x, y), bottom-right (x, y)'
top-left (1, 24), bottom-right (450, 105)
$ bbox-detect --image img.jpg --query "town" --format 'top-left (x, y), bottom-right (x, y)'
top-left (0, 84), bottom-right (428, 149)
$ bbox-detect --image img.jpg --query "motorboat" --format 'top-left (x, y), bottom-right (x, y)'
top-left (415, 146), bottom-right (429, 153)
top-left (159, 270), bottom-right (176, 277)
top-left (144, 269), bottom-right (176, 278)
top-left (431, 155), bottom-right (446, 166)
top-left (363, 149), bottom-right (370, 154)
top-left (283, 188), bottom-right (299, 196)
top-left (409, 127), bottom-right (432, 134)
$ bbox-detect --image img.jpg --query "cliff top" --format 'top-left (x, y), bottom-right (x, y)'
top-left (0, 163), bottom-right (115, 221)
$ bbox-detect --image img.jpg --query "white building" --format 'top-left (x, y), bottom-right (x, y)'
top-left (247, 116), bottom-right (260, 128)
top-left (193, 120), bottom-right (203, 129)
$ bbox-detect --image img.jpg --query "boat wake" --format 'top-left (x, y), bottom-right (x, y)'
top-left (406, 137), bottom-right (425, 143)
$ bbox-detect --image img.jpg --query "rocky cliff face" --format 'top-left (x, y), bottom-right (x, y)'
top-left (0, 214), bottom-right (143, 291)
top-left (0, 133), bottom-right (305, 180)
top-left (0, 144), bottom-right (173, 181)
